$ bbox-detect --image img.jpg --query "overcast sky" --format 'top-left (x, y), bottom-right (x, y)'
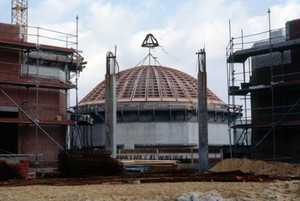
top-left (1, 0), bottom-right (300, 106)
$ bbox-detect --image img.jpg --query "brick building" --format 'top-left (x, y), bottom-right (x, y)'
top-left (227, 18), bottom-right (300, 162)
top-left (0, 22), bottom-right (85, 167)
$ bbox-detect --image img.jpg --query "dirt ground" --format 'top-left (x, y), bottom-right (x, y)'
top-left (0, 159), bottom-right (300, 201)
top-left (210, 158), bottom-right (300, 177)
top-left (0, 180), bottom-right (299, 200)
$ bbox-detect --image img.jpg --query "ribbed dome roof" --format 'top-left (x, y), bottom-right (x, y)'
top-left (79, 65), bottom-right (224, 106)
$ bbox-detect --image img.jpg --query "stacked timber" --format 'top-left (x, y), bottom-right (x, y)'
top-left (120, 160), bottom-right (179, 173)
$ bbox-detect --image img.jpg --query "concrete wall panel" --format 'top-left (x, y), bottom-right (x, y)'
top-left (188, 123), bottom-right (230, 145)
top-left (116, 122), bottom-right (189, 147)
top-left (85, 121), bottom-right (229, 148)
top-left (208, 123), bottom-right (230, 145)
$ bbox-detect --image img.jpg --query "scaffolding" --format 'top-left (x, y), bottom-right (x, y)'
top-left (0, 22), bottom-right (85, 166)
top-left (226, 14), bottom-right (300, 161)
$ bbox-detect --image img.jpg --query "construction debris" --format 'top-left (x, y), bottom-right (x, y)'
top-left (58, 149), bottom-right (124, 177)
top-left (0, 160), bottom-right (28, 181)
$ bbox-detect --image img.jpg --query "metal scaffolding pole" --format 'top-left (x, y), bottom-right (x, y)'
top-left (268, 9), bottom-right (276, 159)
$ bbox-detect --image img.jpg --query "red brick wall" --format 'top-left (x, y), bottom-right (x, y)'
top-left (0, 49), bottom-right (20, 64)
top-left (0, 23), bottom-right (20, 41)
top-left (0, 22), bottom-right (69, 166)
top-left (1, 86), bottom-right (68, 165)
top-left (0, 86), bottom-right (67, 118)
top-left (17, 88), bottom-right (60, 119)
top-left (0, 23), bottom-right (20, 72)
top-left (288, 19), bottom-right (300, 40)
top-left (288, 19), bottom-right (300, 64)
top-left (18, 124), bottom-right (66, 163)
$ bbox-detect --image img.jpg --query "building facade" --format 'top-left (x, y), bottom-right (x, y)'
top-left (0, 22), bottom-right (85, 167)
top-left (227, 18), bottom-right (300, 162)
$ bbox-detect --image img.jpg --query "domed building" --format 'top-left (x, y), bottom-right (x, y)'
top-left (77, 64), bottom-right (229, 149)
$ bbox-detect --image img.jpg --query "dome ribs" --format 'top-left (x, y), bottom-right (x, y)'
top-left (206, 88), bottom-right (224, 105)
top-left (116, 69), bottom-right (131, 101)
top-left (178, 71), bottom-right (198, 101)
top-left (132, 67), bottom-right (147, 101)
top-left (117, 67), bottom-right (140, 101)
top-left (164, 67), bottom-right (194, 102)
top-left (156, 67), bottom-right (177, 101)
top-left (79, 65), bottom-right (225, 106)
top-left (148, 67), bottom-right (161, 101)
top-left (78, 82), bottom-right (105, 105)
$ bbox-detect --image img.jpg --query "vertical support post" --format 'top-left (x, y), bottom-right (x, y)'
top-left (105, 51), bottom-right (117, 158)
top-left (35, 43), bottom-right (40, 170)
top-left (191, 148), bottom-right (194, 164)
top-left (197, 49), bottom-right (208, 173)
top-left (227, 20), bottom-right (233, 158)
top-left (75, 15), bottom-right (79, 125)
top-left (69, 15), bottom-right (80, 150)
top-left (268, 9), bottom-right (276, 159)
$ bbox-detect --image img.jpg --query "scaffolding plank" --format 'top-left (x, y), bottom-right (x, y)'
top-left (235, 119), bottom-right (300, 129)
top-left (0, 77), bottom-right (76, 89)
top-left (0, 118), bottom-right (75, 125)
top-left (228, 38), bottom-right (300, 63)
top-left (0, 39), bottom-right (75, 54)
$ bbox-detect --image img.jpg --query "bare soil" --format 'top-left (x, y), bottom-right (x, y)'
top-left (0, 159), bottom-right (300, 201)
top-left (210, 158), bottom-right (300, 177)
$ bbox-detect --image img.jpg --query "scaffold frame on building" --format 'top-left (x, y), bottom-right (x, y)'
top-left (226, 12), bottom-right (300, 161)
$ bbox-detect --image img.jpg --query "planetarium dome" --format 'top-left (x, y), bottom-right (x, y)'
top-left (76, 64), bottom-right (229, 149)
top-left (79, 65), bottom-right (224, 106)
top-left (75, 33), bottom-right (229, 150)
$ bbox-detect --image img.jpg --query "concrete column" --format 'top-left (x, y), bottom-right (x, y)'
top-left (197, 49), bottom-right (208, 173)
top-left (105, 52), bottom-right (117, 158)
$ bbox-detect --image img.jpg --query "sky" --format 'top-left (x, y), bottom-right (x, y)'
top-left (1, 0), bottom-right (300, 106)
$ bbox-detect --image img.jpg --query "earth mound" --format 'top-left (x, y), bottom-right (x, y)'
top-left (209, 158), bottom-right (300, 177)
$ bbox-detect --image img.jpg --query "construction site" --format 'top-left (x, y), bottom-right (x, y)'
top-left (227, 12), bottom-right (300, 163)
top-left (0, 1), bottom-right (300, 200)
top-left (0, 0), bottom-right (86, 176)
top-left (0, 0), bottom-right (236, 177)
